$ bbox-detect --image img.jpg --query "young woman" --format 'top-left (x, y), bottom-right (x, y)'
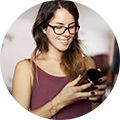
top-left (12, 0), bottom-right (107, 119)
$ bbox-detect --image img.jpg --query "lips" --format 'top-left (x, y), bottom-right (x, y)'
top-left (58, 39), bottom-right (69, 45)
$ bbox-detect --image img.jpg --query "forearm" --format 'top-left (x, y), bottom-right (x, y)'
top-left (30, 95), bottom-right (64, 118)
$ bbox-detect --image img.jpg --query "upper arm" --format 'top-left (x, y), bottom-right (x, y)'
top-left (12, 60), bottom-right (33, 110)
top-left (84, 56), bottom-right (96, 70)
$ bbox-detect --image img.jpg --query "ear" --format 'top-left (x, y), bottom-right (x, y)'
top-left (42, 28), bottom-right (47, 34)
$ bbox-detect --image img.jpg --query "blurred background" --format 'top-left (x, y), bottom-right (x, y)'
top-left (0, 2), bottom-right (119, 99)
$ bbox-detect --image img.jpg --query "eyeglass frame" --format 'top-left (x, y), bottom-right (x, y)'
top-left (47, 24), bottom-right (80, 35)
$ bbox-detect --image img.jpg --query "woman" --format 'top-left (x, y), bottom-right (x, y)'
top-left (12, 0), bottom-right (107, 119)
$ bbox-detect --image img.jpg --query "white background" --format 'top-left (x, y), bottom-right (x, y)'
top-left (0, 0), bottom-right (120, 120)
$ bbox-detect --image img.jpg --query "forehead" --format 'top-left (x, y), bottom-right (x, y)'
top-left (50, 8), bottom-right (75, 24)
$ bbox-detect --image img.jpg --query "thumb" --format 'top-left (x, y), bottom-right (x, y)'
top-left (97, 68), bottom-right (101, 72)
top-left (69, 75), bottom-right (81, 86)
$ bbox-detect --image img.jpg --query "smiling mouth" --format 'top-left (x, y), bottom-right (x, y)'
top-left (58, 39), bottom-right (69, 45)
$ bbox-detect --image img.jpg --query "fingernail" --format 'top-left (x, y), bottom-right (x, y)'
top-left (91, 92), bottom-right (95, 95)
top-left (94, 87), bottom-right (98, 89)
top-left (98, 79), bottom-right (102, 82)
top-left (91, 84), bottom-right (94, 87)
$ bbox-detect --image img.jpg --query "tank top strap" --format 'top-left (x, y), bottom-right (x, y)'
top-left (26, 59), bottom-right (38, 75)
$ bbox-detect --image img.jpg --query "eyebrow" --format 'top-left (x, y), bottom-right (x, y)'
top-left (55, 22), bottom-right (75, 26)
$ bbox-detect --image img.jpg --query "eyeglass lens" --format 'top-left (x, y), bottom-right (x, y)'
top-left (54, 26), bottom-right (79, 35)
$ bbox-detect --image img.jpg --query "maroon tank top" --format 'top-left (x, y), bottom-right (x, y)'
top-left (28, 59), bottom-right (91, 119)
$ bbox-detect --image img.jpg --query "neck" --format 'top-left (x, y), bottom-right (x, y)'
top-left (44, 43), bottom-right (64, 62)
top-left (46, 49), bottom-right (62, 62)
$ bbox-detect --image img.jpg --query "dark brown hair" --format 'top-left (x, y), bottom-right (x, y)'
top-left (31, 0), bottom-right (87, 81)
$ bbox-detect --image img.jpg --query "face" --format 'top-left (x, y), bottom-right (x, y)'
top-left (43, 8), bottom-right (75, 52)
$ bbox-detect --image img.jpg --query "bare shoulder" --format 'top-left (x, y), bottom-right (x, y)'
top-left (84, 56), bottom-right (96, 70)
top-left (16, 59), bottom-right (31, 70)
top-left (12, 59), bottom-right (32, 110)
top-left (13, 59), bottom-right (33, 85)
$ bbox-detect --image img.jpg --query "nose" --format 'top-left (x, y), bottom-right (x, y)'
top-left (63, 27), bottom-right (70, 36)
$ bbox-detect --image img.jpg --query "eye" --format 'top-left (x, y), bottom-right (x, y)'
top-left (69, 25), bottom-right (75, 28)
top-left (55, 26), bottom-right (63, 29)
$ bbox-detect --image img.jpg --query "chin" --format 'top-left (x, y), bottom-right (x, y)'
top-left (58, 46), bottom-right (70, 52)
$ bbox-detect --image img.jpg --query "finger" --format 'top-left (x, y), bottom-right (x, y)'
top-left (75, 91), bottom-right (92, 99)
top-left (90, 90), bottom-right (105, 96)
top-left (69, 75), bottom-right (81, 86)
top-left (74, 83), bottom-right (94, 92)
top-left (95, 84), bottom-right (107, 90)
top-left (76, 90), bottom-right (100, 99)
top-left (88, 96), bottom-right (102, 101)
top-left (97, 68), bottom-right (101, 72)
top-left (79, 97), bottom-right (89, 100)
top-left (77, 89), bottom-right (105, 100)
top-left (98, 76), bottom-right (108, 83)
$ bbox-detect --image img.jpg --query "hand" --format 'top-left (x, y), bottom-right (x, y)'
top-left (57, 75), bottom-right (95, 107)
top-left (87, 74), bottom-right (107, 102)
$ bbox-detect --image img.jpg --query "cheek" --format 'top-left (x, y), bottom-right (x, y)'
top-left (46, 29), bottom-right (55, 41)
top-left (46, 33), bottom-right (58, 44)
top-left (70, 35), bottom-right (75, 42)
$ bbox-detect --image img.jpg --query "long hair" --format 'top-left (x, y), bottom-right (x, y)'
top-left (31, 0), bottom-right (87, 82)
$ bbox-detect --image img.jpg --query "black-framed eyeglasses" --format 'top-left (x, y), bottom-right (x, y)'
top-left (48, 24), bottom-right (80, 35)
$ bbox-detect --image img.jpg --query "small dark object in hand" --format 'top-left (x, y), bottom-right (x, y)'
top-left (86, 69), bottom-right (103, 85)
top-left (75, 68), bottom-right (103, 86)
